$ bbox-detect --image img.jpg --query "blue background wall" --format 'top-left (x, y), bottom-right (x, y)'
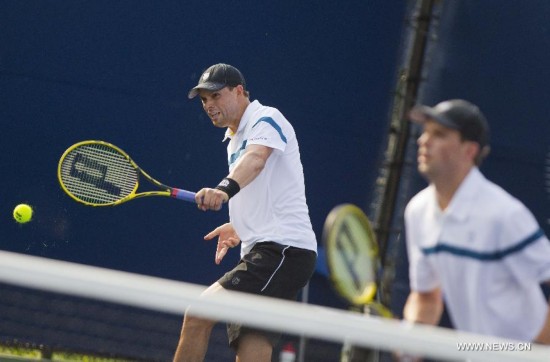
top-left (3, 0), bottom-right (549, 321)
top-left (2, 0), bottom-right (550, 360)
top-left (1, 1), bottom-right (406, 308)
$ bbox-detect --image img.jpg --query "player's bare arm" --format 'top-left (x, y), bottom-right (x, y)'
top-left (228, 144), bottom-right (273, 187)
top-left (403, 288), bottom-right (443, 325)
top-left (534, 281), bottom-right (550, 344)
top-left (196, 144), bottom-right (273, 211)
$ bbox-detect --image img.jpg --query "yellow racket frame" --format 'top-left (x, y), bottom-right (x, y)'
top-left (323, 204), bottom-right (380, 306)
top-left (58, 140), bottom-right (176, 207)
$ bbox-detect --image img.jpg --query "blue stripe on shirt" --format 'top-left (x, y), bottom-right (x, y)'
top-left (252, 117), bottom-right (287, 144)
top-left (229, 140), bottom-right (247, 166)
top-left (421, 228), bottom-right (545, 261)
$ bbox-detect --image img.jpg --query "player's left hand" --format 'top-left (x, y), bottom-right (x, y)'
top-left (204, 223), bottom-right (241, 264)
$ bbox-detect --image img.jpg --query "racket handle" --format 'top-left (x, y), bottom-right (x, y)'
top-left (171, 189), bottom-right (197, 203)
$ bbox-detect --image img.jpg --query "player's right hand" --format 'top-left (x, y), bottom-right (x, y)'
top-left (195, 187), bottom-right (229, 211)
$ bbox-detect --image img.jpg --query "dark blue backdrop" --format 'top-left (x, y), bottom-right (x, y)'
top-left (2, 2), bottom-right (549, 359)
top-left (1, 1), bottom-right (407, 308)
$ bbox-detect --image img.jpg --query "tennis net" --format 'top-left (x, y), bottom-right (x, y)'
top-left (1, 249), bottom-right (549, 361)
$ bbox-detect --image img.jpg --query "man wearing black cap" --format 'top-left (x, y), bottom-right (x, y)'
top-left (173, 64), bottom-right (317, 361)
top-left (402, 99), bottom-right (550, 345)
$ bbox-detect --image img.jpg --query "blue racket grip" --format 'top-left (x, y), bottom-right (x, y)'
top-left (171, 189), bottom-right (197, 203)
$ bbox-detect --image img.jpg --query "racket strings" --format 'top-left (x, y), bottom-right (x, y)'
top-left (59, 143), bottom-right (138, 205)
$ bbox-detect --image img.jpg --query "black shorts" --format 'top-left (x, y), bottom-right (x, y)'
top-left (217, 241), bottom-right (317, 349)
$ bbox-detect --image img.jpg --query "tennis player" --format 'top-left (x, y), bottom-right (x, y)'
top-left (173, 63), bottom-right (317, 362)
top-left (403, 99), bottom-right (550, 344)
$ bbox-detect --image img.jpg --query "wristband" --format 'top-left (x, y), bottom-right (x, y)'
top-left (215, 177), bottom-right (241, 200)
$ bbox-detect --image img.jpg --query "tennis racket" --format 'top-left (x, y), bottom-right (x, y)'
top-left (323, 204), bottom-right (392, 361)
top-left (322, 203), bottom-right (391, 317)
top-left (58, 140), bottom-right (196, 206)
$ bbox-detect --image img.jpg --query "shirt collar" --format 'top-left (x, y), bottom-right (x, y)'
top-left (222, 100), bottom-right (262, 142)
top-left (444, 167), bottom-right (484, 221)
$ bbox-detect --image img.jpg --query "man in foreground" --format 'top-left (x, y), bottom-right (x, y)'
top-left (173, 63), bottom-right (317, 362)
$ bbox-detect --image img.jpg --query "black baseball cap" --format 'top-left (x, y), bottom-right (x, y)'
top-left (409, 99), bottom-right (490, 148)
top-left (188, 63), bottom-right (246, 99)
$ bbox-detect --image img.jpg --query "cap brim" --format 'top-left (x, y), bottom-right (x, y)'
top-left (409, 105), bottom-right (459, 130)
top-left (187, 82), bottom-right (226, 99)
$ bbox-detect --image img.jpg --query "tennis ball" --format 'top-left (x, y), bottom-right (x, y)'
top-left (13, 203), bottom-right (33, 224)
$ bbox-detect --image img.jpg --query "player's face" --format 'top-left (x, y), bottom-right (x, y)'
top-left (416, 120), bottom-right (469, 180)
top-left (199, 86), bottom-right (242, 132)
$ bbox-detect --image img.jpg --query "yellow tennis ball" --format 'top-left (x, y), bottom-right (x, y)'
top-left (13, 204), bottom-right (33, 224)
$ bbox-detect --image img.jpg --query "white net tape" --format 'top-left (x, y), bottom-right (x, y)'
top-left (1, 249), bottom-right (548, 362)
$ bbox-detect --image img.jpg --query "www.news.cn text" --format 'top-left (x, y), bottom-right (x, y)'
top-left (456, 342), bottom-right (532, 352)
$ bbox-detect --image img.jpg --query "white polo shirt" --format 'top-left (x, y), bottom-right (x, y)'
top-left (405, 167), bottom-right (550, 341)
top-left (224, 100), bottom-right (317, 257)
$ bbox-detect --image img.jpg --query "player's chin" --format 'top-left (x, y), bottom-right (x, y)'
top-left (212, 121), bottom-right (225, 129)
top-left (210, 116), bottom-right (223, 127)
top-left (417, 163), bottom-right (430, 175)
